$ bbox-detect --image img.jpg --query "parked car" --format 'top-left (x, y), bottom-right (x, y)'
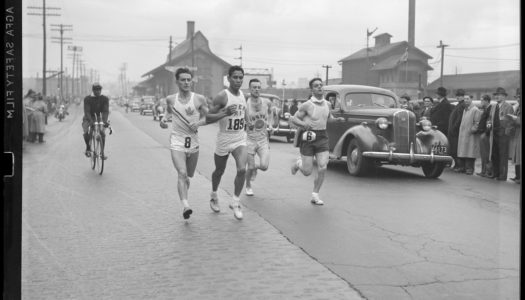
top-left (264, 94), bottom-right (307, 142)
top-left (294, 84), bottom-right (453, 178)
top-left (140, 96), bottom-right (156, 115)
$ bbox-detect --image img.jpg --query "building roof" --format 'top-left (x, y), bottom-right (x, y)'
top-left (339, 40), bottom-right (432, 62)
top-left (141, 31), bottom-right (231, 77)
top-left (427, 70), bottom-right (521, 90)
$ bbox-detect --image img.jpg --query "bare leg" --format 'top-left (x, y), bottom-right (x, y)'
top-left (170, 150), bottom-right (190, 203)
top-left (313, 151), bottom-right (329, 193)
top-left (212, 153), bottom-right (229, 192)
top-left (231, 145), bottom-right (248, 197)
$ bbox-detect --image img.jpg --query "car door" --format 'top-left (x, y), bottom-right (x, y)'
top-left (325, 90), bottom-right (347, 150)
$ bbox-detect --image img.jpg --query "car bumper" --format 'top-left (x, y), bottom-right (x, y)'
top-left (363, 151), bottom-right (453, 164)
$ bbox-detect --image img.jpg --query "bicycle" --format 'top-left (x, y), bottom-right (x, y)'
top-left (88, 114), bottom-right (112, 175)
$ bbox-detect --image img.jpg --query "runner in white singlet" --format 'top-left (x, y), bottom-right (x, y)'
top-left (290, 78), bottom-right (345, 206)
top-left (160, 67), bottom-right (208, 220)
top-left (205, 66), bottom-right (247, 220)
top-left (244, 78), bottom-right (274, 196)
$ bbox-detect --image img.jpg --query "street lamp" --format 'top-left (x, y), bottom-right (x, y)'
top-left (281, 79), bottom-right (286, 100)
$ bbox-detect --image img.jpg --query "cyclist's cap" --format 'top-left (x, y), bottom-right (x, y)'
top-left (92, 82), bottom-right (102, 89)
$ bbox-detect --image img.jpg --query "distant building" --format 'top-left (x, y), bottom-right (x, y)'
top-left (138, 21), bottom-right (231, 98)
top-left (338, 33), bottom-right (433, 99)
top-left (241, 68), bottom-right (274, 90)
top-left (427, 70), bottom-right (521, 99)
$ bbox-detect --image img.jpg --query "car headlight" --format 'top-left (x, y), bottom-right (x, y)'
top-left (419, 119), bottom-right (432, 131)
top-left (375, 117), bottom-right (389, 130)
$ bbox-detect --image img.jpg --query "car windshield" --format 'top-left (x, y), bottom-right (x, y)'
top-left (344, 93), bottom-right (397, 109)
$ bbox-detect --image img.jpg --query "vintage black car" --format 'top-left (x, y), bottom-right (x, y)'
top-left (296, 85), bottom-right (453, 178)
top-left (266, 94), bottom-right (307, 142)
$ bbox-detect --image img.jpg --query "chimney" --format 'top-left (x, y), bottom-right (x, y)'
top-left (374, 33), bottom-right (392, 47)
top-left (408, 0), bottom-right (415, 47)
top-left (186, 21), bottom-right (195, 40)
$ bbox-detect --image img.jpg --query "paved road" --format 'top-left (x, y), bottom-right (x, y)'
top-left (21, 105), bottom-right (362, 299)
top-left (124, 106), bottom-right (520, 300)
top-left (22, 105), bottom-right (520, 299)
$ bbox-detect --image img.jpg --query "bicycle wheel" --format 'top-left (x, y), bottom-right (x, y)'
top-left (96, 136), bottom-right (104, 175)
top-left (90, 133), bottom-right (96, 170)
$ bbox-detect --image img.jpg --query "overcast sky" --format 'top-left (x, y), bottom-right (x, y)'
top-left (22, 0), bottom-right (520, 90)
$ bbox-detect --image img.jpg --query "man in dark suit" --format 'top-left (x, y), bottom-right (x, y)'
top-left (430, 87), bottom-right (454, 135)
top-left (476, 95), bottom-right (493, 177)
top-left (487, 87), bottom-right (515, 181)
top-left (448, 89), bottom-right (466, 172)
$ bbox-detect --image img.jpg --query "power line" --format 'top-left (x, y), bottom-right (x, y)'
top-left (445, 54), bottom-right (519, 61)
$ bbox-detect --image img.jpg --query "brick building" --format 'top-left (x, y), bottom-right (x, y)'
top-left (138, 21), bottom-right (231, 98)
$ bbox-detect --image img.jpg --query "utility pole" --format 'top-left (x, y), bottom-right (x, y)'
top-left (68, 45), bottom-right (82, 98)
top-left (234, 45), bottom-right (243, 67)
top-left (51, 24), bottom-right (72, 103)
top-left (436, 40), bottom-right (449, 87)
top-left (366, 27), bottom-right (377, 85)
top-left (322, 65), bottom-right (332, 85)
top-left (281, 79), bottom-right (286, 100)
top-left (27, 1), bottom-right (61, 96)
top-left (168, 36), bottom-right (174, 94)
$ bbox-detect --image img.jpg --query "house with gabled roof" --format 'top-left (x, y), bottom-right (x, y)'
top-left (338, 33), bottom-right (433, 99)
top-left (137, 21), bottom-right (231, 98)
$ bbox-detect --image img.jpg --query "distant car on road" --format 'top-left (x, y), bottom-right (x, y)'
top-left (294, 84), bottom-right (453, 178)
top-left (130, 99), bottom-right (141, 112)
top-left (140, 96), bottom-right (156, 115)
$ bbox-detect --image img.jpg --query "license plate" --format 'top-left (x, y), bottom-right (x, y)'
top-left (432, 145), bottom-right (447, 155)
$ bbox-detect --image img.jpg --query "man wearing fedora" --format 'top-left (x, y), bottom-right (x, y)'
top-left (448, 89), bottom-right (467, 172)
top-left (430, 86), bottom-right (453, 136)
top-left (487, 87), bottom-right (515, 181)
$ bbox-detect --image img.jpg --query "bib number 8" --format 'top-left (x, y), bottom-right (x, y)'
top-left (227, 118), bottom-right (245, 131)
top-left (184, 137), bottom-right (191, 148)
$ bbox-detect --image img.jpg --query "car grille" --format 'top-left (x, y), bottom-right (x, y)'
top-left (392, 110), bottom-right (416, 153)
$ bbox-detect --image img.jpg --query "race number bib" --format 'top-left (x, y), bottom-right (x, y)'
top-left (226, 117), bottom-right (245, 132)
top-left (302, 130), bottom-right (317, 142)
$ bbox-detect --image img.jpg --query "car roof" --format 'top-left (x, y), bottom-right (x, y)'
top-left (324, 84), bottom-right (398, 98)
top-left (259, 93), bottom-right (281, 100)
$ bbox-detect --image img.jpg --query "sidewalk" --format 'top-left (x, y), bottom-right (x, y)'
top-left (21, 107), bottom-right (363, 300)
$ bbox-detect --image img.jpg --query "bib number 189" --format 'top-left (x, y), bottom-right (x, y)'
top-left (227, 118), bottom-right (245, 131)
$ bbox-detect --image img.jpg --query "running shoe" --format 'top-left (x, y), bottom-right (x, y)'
top-left (291, 157), bottom-right (301, 175)
top-left (311, 194), bottom-right (324, 206)
top-left (229, 203), bottom-right (243, 220)
top-left (245, 187), bottom-right (254, 196)
top-left (85, 149), bottom-right (91, 157)
top-left (183, 207), bottom-right (193, 220)
top-left (210, 196), bottom-right (220, 213)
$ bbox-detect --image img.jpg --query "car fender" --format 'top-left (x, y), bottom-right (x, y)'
top-left (415, 129), bottom-right (450, 154)
top-left (332, 124), bottom-right (389, 158)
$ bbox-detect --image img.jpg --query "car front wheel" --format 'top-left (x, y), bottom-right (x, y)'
top-left (421, 162), bottom-right (445, 178)
top-left (346, 139), bottom-right (373, 176)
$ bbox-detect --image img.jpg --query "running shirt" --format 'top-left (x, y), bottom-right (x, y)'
top-left (218, 89), bottom-right (247, 135)
top-left (168, 92), bottom-right (200, 152)
top-left (215, 89), bottom-right (247, 155)
top-left (304, 98), bottom-right (330, 130)
top-left (246, 96), bottom-right (270, 141)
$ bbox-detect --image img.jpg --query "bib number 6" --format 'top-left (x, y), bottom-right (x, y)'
top-left (302, 130), bottom-right (317, 142)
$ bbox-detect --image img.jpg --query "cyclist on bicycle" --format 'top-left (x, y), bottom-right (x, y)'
top-left (82, 82), bottom-right (110, 158)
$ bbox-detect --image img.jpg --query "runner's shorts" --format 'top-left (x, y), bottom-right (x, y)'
top-left (215, 132), bottom-right (247, 156)
top-left (170, 132), bottom-right (199, 154)
top-left (299, 130), bottom-right (329, 156)
top-left (247, 137), bottom-right (269, 155)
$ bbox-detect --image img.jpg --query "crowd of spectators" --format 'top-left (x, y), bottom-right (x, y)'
top-left (402, 87), bottom-right (521, 183)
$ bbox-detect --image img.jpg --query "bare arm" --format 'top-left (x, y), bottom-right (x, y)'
top-left (206, 91), bottom-right (235, 124)
top-left (290, 102), bottom-right (311, 130)
top-left (189, 94), bottom-right (209, 131)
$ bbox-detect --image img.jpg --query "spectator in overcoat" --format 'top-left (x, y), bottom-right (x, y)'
top-left (507, 93), bottom-right (521, 183)
top-left (475, 95), bottom-right (494, 177)
top-left (23, 89), bottom-right (36, 141)
top-left (457, 95), bottom-right (481, 175)
top-left (449, 89), bottom-right (467, 172)
top-left (290, 99), bottom-right (299, 116)
top-left (430, 87), bottom-right (453, 136)
top-left (29, 93), bottom-right (48, 143)
top-left (487, 87), bottom-right (515, 181)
